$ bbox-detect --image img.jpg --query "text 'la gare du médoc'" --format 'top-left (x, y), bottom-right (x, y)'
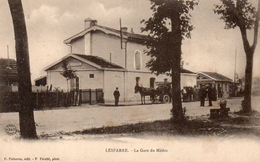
top-left (105, 148), bottom-right (168, 153)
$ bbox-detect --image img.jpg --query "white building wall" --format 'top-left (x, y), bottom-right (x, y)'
top-left (84, 33), bottom-right (91, 55)
top-left (47, 64), bottom-right (197, 103)
top-left (125, 41), bottom-right (150, 72)
top-left (47, 70), bottom-right (68, 91)
top-left (125, 71), bottom-right (152, 102)
top-left (71, 37), bottom-right (85, 54)
top-left (92, 31), bottom-right (125, 68)
top-left (102, 70), bottom-right (171, 103)
top-left (181, 74), bottom-right (197, 88)
top-left (46, 57), bottom-right (103, 91)
top-left (118, 71), bottom-right (196, 103)
top-left (91, 31), bottom-right (151, 72)
top-left (47, 70), bottom-right (103, 92)
top-left (76, 70), bottom-right (103, 90)
top-left (124, 71), bottom-right (173, 102)
top-left (103, 70), bottom-right (125, 103)
top-left (155, 74), bottom-right (172, 84)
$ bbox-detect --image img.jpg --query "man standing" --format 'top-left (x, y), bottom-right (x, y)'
top-left (113, 87), bottom-right (120, 106)
top-left (207, 84), bottom-right (213, 106)
top-left (199, 84), bottom-right (206, 106)
top-left (182, 87), bottom-right (187, 102)
top-left (193, 85), bottom-right (199, 101)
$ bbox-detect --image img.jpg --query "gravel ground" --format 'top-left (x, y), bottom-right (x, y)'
top-left (0, 96), bottom-right (259, 139)
top-left (0, 96), bottom-right (260, 162)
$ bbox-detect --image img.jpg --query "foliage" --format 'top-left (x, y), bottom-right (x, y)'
top-left (141, 0), bottom-right (198, 120)
top-left (141, 0), bottom-right (198, 75)
top-left (214, 0), bottom-right (259, 57)
top-left (214, 0), bottom-right (257, 29)
top-left (214, 0), bottom-right (260, 113)
top-left (60, 60), bottom-right (77, 80)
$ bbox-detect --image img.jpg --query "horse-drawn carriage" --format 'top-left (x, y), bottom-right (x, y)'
top-left (134, 83), bottom-right (171, 104)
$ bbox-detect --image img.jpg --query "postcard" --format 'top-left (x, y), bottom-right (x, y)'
top-left (0, 0), bottom-right (260, 161)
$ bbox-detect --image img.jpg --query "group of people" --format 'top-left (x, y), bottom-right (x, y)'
top-left (114, 84), bottom-right (217, 107)
top-left (181, 86), bottom-right (199, 102)
top-left (198, 84), bottom-right (217, 107)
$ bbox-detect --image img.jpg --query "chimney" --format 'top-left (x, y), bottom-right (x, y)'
top-left (121, 27), bottom-right (128, 32)
top-left (84, 18), bottom-right (97, 29)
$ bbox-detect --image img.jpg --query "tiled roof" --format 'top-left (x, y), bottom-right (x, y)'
top-left (64, 25), bottom-right (148, 44)
top-left (34, 75), bottom-right (47, 81)
top-left (181, 68), bottom-right (195, 74)
top-left (200, 72), bottom-right (232, 82)
top-left (97, 25), bottom-right (148, 40)
top-left (73, 54), bottom-right (123, 69)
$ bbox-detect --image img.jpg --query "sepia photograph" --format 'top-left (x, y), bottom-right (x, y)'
top-left (0, 0), bottom-right (260, 161)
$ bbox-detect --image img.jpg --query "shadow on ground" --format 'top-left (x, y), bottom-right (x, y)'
top-left (38, 111), bottom-right (260, 140)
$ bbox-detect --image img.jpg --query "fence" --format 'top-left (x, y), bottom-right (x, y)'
top-left (81, 89), bottom-right (104, 104)
top-left (0, 89), bottom-right (104, 112)
top-left (0, 91), bottom-right (20, 112)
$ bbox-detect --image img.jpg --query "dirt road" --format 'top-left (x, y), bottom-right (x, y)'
top-left (1, 97), bottom-right (260, 162)
top-left (0, 96), bottom-right (259, 139)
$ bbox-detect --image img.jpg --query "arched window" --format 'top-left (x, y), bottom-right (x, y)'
top-left (134, 50), bottom-right (141, 70)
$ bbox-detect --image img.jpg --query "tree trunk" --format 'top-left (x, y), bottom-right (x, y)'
top-left (242, 51), bottom-right (254, 113)
top-left (170, 16), bottom-right (184, 121)
top-left (171, 63), bottom-right (183, 120)
top-left (8, 0), bottom-right (37, 139)
top-left (239, 18), bottom-right (258, 114)
top-left (242, 0), bottom-right (260, 113)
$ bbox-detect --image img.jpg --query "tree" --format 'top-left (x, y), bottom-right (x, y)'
top-left (214, 0), bottom-right (260, 113)
top-left (60, 60), bottom-right (77, 92)
top-left (141, 0), bottom-right (198, 120)
top-left (8, 0), bottom-right (37, 139)
top-left (60, 60), bottom-right (77, 80)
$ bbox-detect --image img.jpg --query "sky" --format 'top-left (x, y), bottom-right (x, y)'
top-left (0, 0), bottom-right (259, 82)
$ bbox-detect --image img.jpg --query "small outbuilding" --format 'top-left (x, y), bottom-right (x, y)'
top-left (34, 76), bottom-right (47, 86)
top-left (197, 72), bottom-right (233, 98)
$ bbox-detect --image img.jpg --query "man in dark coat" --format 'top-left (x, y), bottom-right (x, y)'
top-left (182, 87), bottom-right (187, 102)
top-left (113, 87), bottom-right (120, 106)
top-left (207, 84), bottom-right (213, 106)
top-left (199, 84), bottom-right (206, 106)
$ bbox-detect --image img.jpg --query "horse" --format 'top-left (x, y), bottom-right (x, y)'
top-left (134, 85), bottom-right (156, 104)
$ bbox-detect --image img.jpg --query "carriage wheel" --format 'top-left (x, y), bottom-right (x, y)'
top-left (162, 95), bottom-right (170, 103)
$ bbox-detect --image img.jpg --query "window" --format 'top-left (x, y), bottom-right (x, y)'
top-left (134, 50), bottom-right (141, 70)
top-left (89, 74), bottom-right (94, 78)
top-left (136, 77), bottom-right (140, 86)
top-left (150, 78), bottom-right (155, 88)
